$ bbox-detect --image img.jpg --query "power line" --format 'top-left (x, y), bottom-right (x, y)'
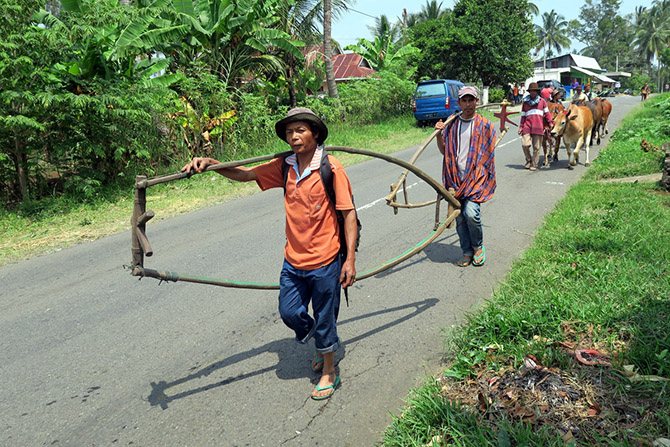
top-left (346, 7), bottom-right (378, 19)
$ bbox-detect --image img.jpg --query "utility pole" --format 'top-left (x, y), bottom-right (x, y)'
top-left (543, 38), bottom-right (547, 80)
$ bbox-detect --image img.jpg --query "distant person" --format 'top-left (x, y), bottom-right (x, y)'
top-left (181, 108), bottom-right (357, 400)
top-left (549, 88), bottom-right (563, 104)
top-left (512, 84), bottom-right (519, 105)
top-left (584, 85), bottom-right (593, 100)
top-left (519, 82), bottom-right (554, 171)
top-left (665, 83), bottom-right (669, 91)
top-left (434, 86), bottom-right (496, 268)
top-left (541, 85), bottom-right (553, 100)
top-left (571, 79), bottom-right (580, 97)
top-left (641, 82), bottom-right (650, 101)
top-left (572, 85), bottom-right (588, 103)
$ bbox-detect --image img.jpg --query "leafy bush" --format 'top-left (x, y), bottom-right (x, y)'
top-left (622, 74), bottom-right (652, 92)
top-left (488, 87), bottom-right (505, 103)
top-left (337, 72), bottom-right (415, 125)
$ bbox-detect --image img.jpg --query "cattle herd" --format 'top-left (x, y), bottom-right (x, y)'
top-left (543, 97), bottom-right (613, 169)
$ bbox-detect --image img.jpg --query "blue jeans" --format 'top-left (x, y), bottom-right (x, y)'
top-left (455, 199), bottom-right (483, 256)
top-left (278, 257), bottom-right (341, 354)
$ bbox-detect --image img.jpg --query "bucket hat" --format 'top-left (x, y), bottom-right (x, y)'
top-left (275, 107), bottom-right (328, 145)
top-left (527, 82), bottom-right (541, 92)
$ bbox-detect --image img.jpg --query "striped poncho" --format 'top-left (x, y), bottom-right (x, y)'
top-left (441, 113), bottom-right (497, 203)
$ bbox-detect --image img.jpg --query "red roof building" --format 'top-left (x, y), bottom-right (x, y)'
top-left (320, 53), bottom-right (376, 91)
top-left (333, 53), bottom-right (375, 80)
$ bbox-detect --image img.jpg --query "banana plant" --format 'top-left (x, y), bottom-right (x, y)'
top-left (34, 0), bottom-right (186, 86)
top-left (345, 35), bottom-right (420, 72)
top-left (172, 0), bottom-right (304, 88)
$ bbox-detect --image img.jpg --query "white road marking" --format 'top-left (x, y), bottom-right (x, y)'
top-left (545, 181), bottom-right (565, 185)
top-left (357, 182), bottom-right (420, 211)
top-left (356, 133), bottom-right (519, 212)
top-left (498, 136), bottom-right (520, 148)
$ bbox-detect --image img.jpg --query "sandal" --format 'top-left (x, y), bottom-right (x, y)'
top-left (311, 376), bottom-right (341, 400)
top-left (311, 353), bottom-right (324, 372)
top-left (524, 161), bottom-right (531, 169)
top-left (472, 247), bottom-right (485, 266)
top-left (457, 255), bottom-right (473, 267)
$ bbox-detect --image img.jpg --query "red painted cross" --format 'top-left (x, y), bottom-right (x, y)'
top-left (493, 102), bottom-right (519, 131)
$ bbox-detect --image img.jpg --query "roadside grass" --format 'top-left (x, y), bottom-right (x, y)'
top-left (382, 95), bottom-right (670, 446)
top-left (585, 94), bottom-right (669, 180)
top-left (0, 114), bottom-right (435, 266)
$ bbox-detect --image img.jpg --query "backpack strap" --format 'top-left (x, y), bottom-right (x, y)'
top-left (281, 150), bottom-right (357, 306)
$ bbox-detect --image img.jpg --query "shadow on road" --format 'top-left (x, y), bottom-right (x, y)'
top-left (147, 297), bottom-right (439, 409)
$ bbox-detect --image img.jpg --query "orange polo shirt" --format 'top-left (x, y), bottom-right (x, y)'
top-left (252, 148), bottom-right (354, 270)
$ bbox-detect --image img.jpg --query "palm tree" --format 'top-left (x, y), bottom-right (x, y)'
top-left (401, 0), bottom-right (449, 29)
top-left (344, 35), bottom-right (419, 71)
top-left (633, 0), bottom-right (670, 77)
top-left (419, 0), bottom-right (449, 20)
top-left (535, 10), bottom-right (571, 77)
top-left (368, 15), bottom-right (400, 43)
top-left (634, 5), bottom-right (648, 25)
top-left (276, 0), bottom-right (349, 106)
top-left (323, 0), bottom-right (338, 98)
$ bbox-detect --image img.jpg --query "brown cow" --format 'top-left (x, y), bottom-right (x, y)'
top-left (542, 101), bottom-right (565, 167)
top-left (573, 98), bottom-right (603, 146)
top-left (596, 98), bottom-right (612, 138)
top-left (550, 104), bottom-right (593, 168)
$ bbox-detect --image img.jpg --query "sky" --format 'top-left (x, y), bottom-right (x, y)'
top-left (332, 0), bottom-right (647, 51)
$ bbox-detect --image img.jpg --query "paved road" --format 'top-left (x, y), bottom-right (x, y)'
top-left (0, 96), bottom-right (640, 447)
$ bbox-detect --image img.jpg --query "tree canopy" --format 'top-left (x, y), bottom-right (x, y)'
top-left (409, 0), bottom-right (535, 86)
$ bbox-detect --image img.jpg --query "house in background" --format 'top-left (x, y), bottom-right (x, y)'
top-left (318, 52), bottom-right (376, 92)
top-left (301, 45), bottom-right (377, 93)
top-left (525, 53), bottom-right (623, 98)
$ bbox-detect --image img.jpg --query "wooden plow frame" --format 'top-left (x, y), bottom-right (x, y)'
top-left (129, 101), bottom-right (518, 289)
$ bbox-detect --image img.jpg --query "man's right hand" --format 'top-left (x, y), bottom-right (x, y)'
top-left (181, 157), bottom-right (214, 174)
top-left (434, 119), bottom-right (446, 131)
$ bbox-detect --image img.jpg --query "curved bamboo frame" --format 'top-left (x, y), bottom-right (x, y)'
top-left (130, 100), bottom-right (518, 289)
top-left (130, 146), bottom-right (461, 288)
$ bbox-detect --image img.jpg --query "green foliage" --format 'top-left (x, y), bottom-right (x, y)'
top-left (622, 74), bottom-right (653, 92)
top-left (535, 10), bottom-right (571, 57)
top-left (344, 36), bottom-right (420, 74)
top-left (337, 71), bottom-right (415, 125)
top-left (452, 0), bottom-right (535, 86)
top-left (171, 0), bottom-right (303, 88)
top-left (587, 93), bottom-right (669, 180)
top-left (409, 16), bottom-right (474, 82)
top-left (488, 87), bottom-right (505, 103)
top-left (0, 0), bottom-right (182, 204)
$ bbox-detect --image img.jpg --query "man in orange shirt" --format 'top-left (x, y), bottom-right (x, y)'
top-left (182, 108), bottom-right (357, 400)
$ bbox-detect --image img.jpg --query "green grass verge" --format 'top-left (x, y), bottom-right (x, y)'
top-left (382, 95), bottom-right (670, 446)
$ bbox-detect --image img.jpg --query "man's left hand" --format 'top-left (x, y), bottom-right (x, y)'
top-left (340, 260), bottom-right (355, 288)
